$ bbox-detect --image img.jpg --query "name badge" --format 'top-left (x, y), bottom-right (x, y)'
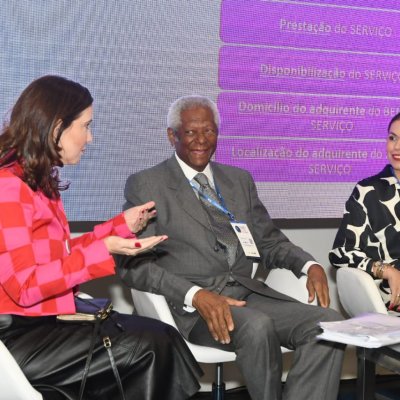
top-left (230, 222), bottom-right (260, 258)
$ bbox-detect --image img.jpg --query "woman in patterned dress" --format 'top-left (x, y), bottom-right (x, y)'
top-left (330, 112), bottom-right (400, 312)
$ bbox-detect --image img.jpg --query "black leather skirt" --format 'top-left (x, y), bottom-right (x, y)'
top-left (0, 312), bottom-right (202, 399)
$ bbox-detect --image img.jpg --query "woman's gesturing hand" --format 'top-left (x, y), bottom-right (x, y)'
top-left (385, 267), bottom-right (400, 311)
top-left (104, 235), bottom-right (168, 256)
top-left (124, 201), bottom-right (157, 233)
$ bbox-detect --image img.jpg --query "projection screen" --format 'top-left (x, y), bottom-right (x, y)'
top-left (1, 0), bottom-right (399, 226)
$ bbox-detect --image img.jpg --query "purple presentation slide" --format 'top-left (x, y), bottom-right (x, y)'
top-left (219, 46), bottom-right (400, 98)
top-left (220, 1), bottom-right (400, 53)
top-left (216, 0), bottom-right (400, 184)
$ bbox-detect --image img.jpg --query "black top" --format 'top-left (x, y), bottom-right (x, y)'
top-left (330, 165), bottom-right (400, 274)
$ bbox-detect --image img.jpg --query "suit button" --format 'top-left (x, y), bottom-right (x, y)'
top-left (214, 246), bottom-right (219, 252)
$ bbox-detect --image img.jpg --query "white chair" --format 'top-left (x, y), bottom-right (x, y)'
top-left (131, 268), bottom-right (316, 399)
top-left (335, 268), bottom-right (400, 400)
top-left (265, 268), bottom-right (316, 306)
top-left (131, 288), bottom-right (236, 399)
top-left (0, 339), bottom-right (43, 400)
top-left (336, 267), bottom-right (387, 317)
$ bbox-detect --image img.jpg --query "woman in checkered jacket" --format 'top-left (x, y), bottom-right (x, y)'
top-left (0, 75), bottom-right (201, 399)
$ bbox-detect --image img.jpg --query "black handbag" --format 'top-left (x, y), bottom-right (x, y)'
top-left (58, 297), bottom-right (113, 322)
top-left (0, 314), bottom-right (12, 331)
top-left (58, 297), bottom-right (125, 400)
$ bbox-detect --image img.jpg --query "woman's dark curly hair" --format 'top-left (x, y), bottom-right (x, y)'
top-left (0, 75), bottom-right (93, 198)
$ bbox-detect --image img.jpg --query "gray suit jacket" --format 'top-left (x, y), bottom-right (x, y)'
top-left (117, 157), bottom-right (315, 338)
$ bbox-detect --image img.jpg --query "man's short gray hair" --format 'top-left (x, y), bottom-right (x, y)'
top-left (167, 95), bottom-right (220, 131)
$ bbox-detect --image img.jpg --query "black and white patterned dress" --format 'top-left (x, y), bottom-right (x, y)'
top-left (330, 164), bottom-right (400, 276)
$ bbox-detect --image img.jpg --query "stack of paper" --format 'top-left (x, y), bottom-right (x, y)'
top-left (317, 313), bottom-right (400, 348)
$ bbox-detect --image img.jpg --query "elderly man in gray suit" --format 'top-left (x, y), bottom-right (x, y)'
top-left (117, 95), bottom-right (344, 400)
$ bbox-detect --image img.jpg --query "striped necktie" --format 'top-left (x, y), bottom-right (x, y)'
top-left (194, 173), bottom-right (238, 266)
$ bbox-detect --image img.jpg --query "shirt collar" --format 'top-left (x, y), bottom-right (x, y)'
top-left (174, 153), bottom-right (215, 187)
top-left (388, 165), bottom-right (400, 186)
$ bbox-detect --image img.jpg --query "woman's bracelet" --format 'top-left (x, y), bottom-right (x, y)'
top-left (372, 261), bottom-right (394, 279)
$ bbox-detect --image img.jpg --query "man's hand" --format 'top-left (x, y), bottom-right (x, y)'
top-left (306, 264), bottom-right (330, 308)
top-left (192, 289), bottom-right (246, 344)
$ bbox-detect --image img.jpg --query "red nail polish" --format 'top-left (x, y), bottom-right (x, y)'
top-left (135, 242), bottom-right (142, 248)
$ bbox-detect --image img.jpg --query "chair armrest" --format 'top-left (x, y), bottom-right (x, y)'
top-left (336, 268), bottom-right (387, 317)
top-left (130, 289), bottom-right (237, 363)
top-left (131, 289), bottom-right (178, 328)
top-left (265, 268), bottom-right (316, 305)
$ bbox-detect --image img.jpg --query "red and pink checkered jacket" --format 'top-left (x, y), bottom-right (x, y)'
top-left (0, 164), bottom-right (134, 316)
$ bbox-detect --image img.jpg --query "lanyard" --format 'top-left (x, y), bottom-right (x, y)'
top-left (190, 180), bottom-right (236, 221)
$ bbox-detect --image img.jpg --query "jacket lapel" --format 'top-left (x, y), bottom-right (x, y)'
top-left (165, 157), bottom-right (212, 230)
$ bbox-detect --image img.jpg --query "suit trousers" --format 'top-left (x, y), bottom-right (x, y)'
top-left (1, 312), bottom-right (202, 400)
top-left (189, 284), bottom-right (345, 400)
